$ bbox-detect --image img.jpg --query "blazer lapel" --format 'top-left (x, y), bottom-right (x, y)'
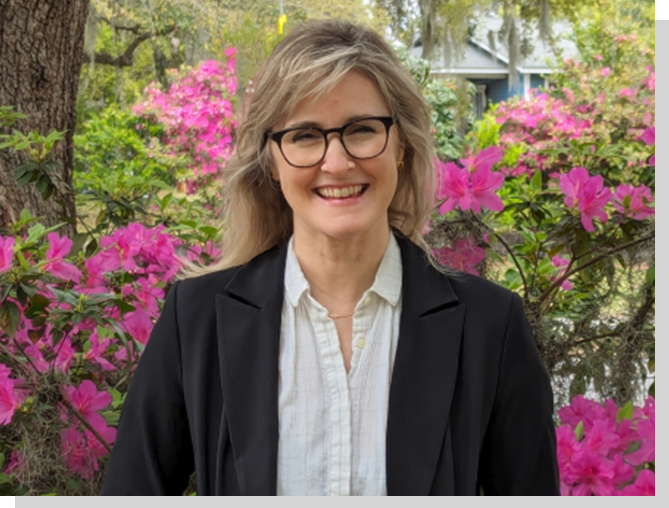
top-left (215, 242), bottom-right (287, 495)
top-left (387, 236), bottom-right (465, 495)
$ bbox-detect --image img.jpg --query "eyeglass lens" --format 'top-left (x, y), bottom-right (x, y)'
top-left (280, 118), bottom-right (389, 167)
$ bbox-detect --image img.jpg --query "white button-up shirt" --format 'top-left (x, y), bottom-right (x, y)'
top-left (276, 234), bottom-right (402, 496)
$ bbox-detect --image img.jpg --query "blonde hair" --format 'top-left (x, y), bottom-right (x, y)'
top-left (186, 19), bottom-right (436, 276)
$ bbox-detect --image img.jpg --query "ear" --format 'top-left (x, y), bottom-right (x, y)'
top-left (396, 142), bottom-right (406, 169)
top-left (268, 157), bottom-right (280, 182)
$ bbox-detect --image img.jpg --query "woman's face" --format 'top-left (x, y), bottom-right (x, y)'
top-left (269, 71), bottom-right (403, 243)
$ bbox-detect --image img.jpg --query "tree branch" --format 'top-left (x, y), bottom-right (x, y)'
top-left (59, 396), bottom-right (112, 453)
top-left (539, 233), bottom-right (654, 303)
top-left (83, 25), bottom-right (176, 68)
top-left (473, 215), bottom-right (529, 295)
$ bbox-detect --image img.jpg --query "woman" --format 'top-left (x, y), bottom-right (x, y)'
top-left (101, 19), bottom-right (559, 496)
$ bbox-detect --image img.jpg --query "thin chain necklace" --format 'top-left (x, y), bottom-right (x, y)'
top-left (328, 311), bottom-right (354, 320)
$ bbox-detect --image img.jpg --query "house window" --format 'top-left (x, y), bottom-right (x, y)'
top-left (475, 85), bottom-right (487, 118)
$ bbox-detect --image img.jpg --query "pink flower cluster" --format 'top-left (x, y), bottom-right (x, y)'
top-left (495, 92), bottom-right (594, 177)
top-left (435, 147), bottom-right (505, 214)
top-left (551, 255), bottom-right (574, 291)
top-left (557, 167), bottom-right (654, 232)
top-left (493, 62), bottom-right (654, 177)
top-left (133, 51), bottom-right (237, 191)
top-left (557, 395), bottom-right (654, 496)
top-left (0, 363), bottom-right (20, 425)
top-left (0, 223), bottom-right (217, 480)
top-left (60, 380), bottom-right (117, 479)
top-left (432, 237), bottom-right (486, 275)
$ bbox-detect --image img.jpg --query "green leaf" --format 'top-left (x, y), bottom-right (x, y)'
top-left (617, 401), bottom-right (634, 423)
top-left (198, 226), bottom-right (219, 238)
top-left (0, 300), bottom-right (21, 337)
top-left (25, 293), bottom-right (50, 319)
top-left (646, 266), bottom-right (655, 285)
top-left (0, 284), bottom-right (12, 304)
top-left (36, 174), bottom-right (50, 195)
top-left (0, 452), bottom-right (5, 470)
top-left (530, 171), bottom-right (542, 193)
top-left (114, 299), bottom-right (136, 314)
top-left (649, 381), bottom-right (655, 398)
top-left (574, 421), bottom-right (584, 441)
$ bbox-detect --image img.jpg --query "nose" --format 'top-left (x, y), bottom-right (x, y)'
top-left (320, 134), bottom-right (353, 174)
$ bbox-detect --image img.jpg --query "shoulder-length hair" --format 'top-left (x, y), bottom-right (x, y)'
top-left (186, 19), bottom-right (436, 276)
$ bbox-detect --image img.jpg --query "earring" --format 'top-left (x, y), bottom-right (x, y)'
top-left (397, 160), bottom-right (405, 169)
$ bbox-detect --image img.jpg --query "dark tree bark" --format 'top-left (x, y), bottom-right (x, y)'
top-left (0, 0), bottom-right (90, 235)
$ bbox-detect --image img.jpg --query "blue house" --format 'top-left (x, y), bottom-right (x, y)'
top-left (410, 15), bottom-right (577, 117)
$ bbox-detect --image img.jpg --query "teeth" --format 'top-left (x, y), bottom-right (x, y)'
top-left (317, 185), bottom-right (363, 199)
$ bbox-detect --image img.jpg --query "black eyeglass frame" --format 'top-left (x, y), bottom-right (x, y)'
top-left (267, 116), bottom-right (396, 168)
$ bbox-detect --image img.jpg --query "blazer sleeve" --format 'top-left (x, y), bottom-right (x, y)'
top-left (100, 282), bottom-right (194, 495)
top-left (478, 293), bottom-right (560, 495)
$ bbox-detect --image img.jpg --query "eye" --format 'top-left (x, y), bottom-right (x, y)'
top-left (287, 129), bottom-right (322, 144)
top-left (346, 120), bottom-right (383, 137)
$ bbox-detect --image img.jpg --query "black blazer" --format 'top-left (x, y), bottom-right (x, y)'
top-left (100, 235), bottom-right (559, 495)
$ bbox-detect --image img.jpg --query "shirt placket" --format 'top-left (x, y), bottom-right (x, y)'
top-left (312, 302), bottom-right (352, 496)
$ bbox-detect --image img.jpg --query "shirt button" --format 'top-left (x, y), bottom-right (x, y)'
top-left (356, 338), bottom-right (366, 349)
top-left (363, 296), bottom-right (371, 307)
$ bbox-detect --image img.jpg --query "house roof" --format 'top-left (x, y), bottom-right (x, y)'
top-left (410, 13), bottom-right (578, 76)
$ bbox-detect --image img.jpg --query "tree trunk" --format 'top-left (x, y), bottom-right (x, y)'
top-left (0, 0), bottom-right (89, 235)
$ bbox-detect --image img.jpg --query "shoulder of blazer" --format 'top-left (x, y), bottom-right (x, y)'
top-left (395, 234), bottom-right (517, 311)
top-left (173, 241), bottom-right (288, 316)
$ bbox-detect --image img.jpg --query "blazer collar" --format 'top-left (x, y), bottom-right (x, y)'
top-left (215, 235), bottom-right (464, 495)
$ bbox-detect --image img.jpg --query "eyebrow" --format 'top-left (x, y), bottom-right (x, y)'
top-left (283, 114), bottom-right (388, 130)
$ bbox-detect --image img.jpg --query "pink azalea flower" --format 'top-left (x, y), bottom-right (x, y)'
top-left (559, 168), bottom-right (611, 232)
top-left (601, 67), bottom-right (611, 77)
top-left (559, 167), bottom-right (590, 208)
top-left (44, 233), bottom-right (82, 283)
top-left (556, 426), bottom-right (583, 484)
top-left (613, 184), bottom-right (654, 220)
top-left (436, 161), bottom-right (471, 213)
top-left (618, 88), bottom-right (635, 99)
top-left (551, 255), bottom-right (573, 290)
top-left (433, 238), bottom-right (486, 275)
top-left (570, 451), bottom-right (615, 496)
top-left (459, 146), bottom-right (503, 174)
top-left (0, 364), bottom-right (19, 425)
top-left (625, 417), bottom-right (654, 465)
top-left (620, 470), bottom-right (654, 496)
top-left (436, 148), bottom-right (505, 214)
top-left (558, 395), bottom-right (606, 431)
top-left (577, 175), bottom-right (611, 232)
top-left (468, 164), bottom-right (505, 213)
top-left (612, 418), bottom-right (637, 455)
top-left (83, 332), bottom-right (116, 371)
top-left (61, 427), bottom-right (99, 480)
top-left (63, 380), bottom-right (112, 433)
top-left (641, 127), bottom-right (654, 146)
top-left (5, 450), bottom-right (25, 478)
top-left (582, 419), bottom-right (620, 456)
top-left (0, 235), bottom-right (15, 273)
top-left (55, 338), bottom-right (76, 373)
top-left (122, 309), bottom-right (154, 345)
top-left (611, 454), bottom-right (634, 486)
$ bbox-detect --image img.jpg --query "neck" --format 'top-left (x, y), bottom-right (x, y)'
top-left (292, 226), bottom-right (390, 314)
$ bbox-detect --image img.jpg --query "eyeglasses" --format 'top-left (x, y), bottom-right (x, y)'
top-left (268, 116), bottom-right (395, 168)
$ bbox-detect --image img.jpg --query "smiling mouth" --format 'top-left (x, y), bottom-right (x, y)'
top-left (314, 184), bottom-right (369, 199)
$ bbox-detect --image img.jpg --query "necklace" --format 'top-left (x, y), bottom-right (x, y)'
top-left (328, 311), bottom-right (354, 320)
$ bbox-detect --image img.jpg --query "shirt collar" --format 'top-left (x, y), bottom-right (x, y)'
top-left (284, 233), bottom-right (402, 308)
